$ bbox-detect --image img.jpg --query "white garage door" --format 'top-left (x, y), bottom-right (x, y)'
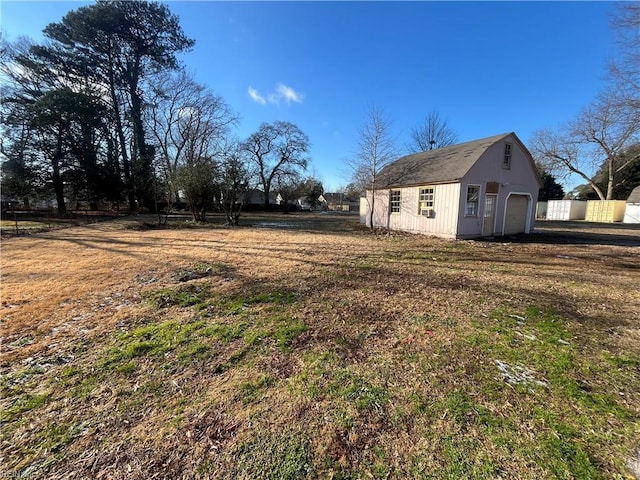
top-left (504, 195), bottom-right (528, 235)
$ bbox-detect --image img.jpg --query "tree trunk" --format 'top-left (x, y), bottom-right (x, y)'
top-left (368, 190), bottom-right (375, 231)
top-left (52, 127), bottom-right (67, 215)
top-left (606, 158), bottom-right (615, 200)
top-left (107, 62), bottom-right (135, 212)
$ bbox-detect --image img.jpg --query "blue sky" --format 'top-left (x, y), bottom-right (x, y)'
top-left (1, 1), bottom-right (617, 192)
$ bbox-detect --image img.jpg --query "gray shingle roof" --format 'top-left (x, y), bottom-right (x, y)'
top-left (628, 185), bottom-right (640, 203)
top-left (374, 133), bottom-right (512, 189)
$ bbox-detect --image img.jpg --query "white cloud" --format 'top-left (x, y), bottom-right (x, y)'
top-left (248, 86), bottom-right (267, 105)
top-left (274, 83), bottom-right (303, 104)
top-left (248, 83), bottom-right (304, 106)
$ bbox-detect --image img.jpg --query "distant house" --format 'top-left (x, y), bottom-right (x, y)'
top-left (244, 189), bottom-right (276, 207)
top-left (362, 132), bottom-right (542, 239)
top-left (322, 193), bottom-right (359, 212)
top-left (623, 186), bottom-right (640, 224)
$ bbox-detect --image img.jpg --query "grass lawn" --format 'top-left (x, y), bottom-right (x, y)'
top-left (1, 213), bottom-right (639, 479)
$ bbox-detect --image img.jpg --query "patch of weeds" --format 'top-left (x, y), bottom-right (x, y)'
top-left (232, 431), bottom-right (313, 479)
top-left (243, 329), bottom-right (269, 346)
top-left (248, 290), bottom-right (298, 305)
top-left (408, 313), bottom-right (434, 325)
top-left (437, 391), bottom-right (500, 428)
top-left (35, 421), bottom-right (87, 454)
top-left (145, 284), bottom-right (210, 308)
top-left (440, 436), bottom-right (501, 479)
top-left (602, 351), bottom-right (639, 369)
top-left (8, 336), bottom-right (33, 348)
top-left (178, 343), bottom-right (210, 362)
top-left (291, 351), bottom-right (339, 399)
top-left (274, 319), bottom-right (308, 352)
top-left (119, 319), bottom-right (206, 359)
top-left (59, 365), bottom-right (82, 378)
top-left (532, 411), bottom-right (601, 479)
top-left (125, 341), bottom-right (155, 357)
top-left (201, 322), bottom-right (247, 344)
top-left (237, 375), bottom-right (274, 405)
top-left (70, 374), bottom-right (100, 399)
top-left (1, 392), bottom-right (49, 422)
top-left (332, 407), bottom-right (355, 429)
top-left (371, 446), bottom-right (391, 479)
top-left (174, 261), bottom-right (233, 282)
top-left (220, 346), bottom-right (250, 371)
top-left (115, 362), bottom-right (137, 375)
top-left (327, 369), bottom-right (388, 412)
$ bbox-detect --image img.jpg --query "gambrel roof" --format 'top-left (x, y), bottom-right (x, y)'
top-left (374, 132), bottom-right (525, 189)
top-left (628, 185), bottom-right (640, 203)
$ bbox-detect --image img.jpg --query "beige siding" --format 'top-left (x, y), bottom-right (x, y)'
top-left (367, 184), bottom-right (460, 238)
top-left (585, 200), bottom-right (626, 222)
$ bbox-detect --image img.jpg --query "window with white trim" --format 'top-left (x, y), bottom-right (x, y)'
top-left (390, 190), bottom-right (401, 214)
top-left (418, 186), bottom-right (435, 215)
top-left (503, 143), bottom-right (512, 169)
top-left (465, 185), bottom-right (480, 216)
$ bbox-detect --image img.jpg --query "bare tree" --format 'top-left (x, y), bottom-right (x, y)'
top-left (610, 3), bottom-right (640, 110)
top-left (216, 145), bottom-right (250, 226)
top-left (242, 121), bottom-right (309, 208)
top-left (273, 170), bottom-right (303, 213)
top-left (347, 107), bottom-right (398, 229)
top-left (147, 71), bottom-right (237, 206)
top-left (408, 111), bottom-right (458, 152)
top-left (531, 90), bottom-right (640, 200)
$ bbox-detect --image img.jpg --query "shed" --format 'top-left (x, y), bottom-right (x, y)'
top-left (536, 201), bottom-right (548, 219)
top-left (546, 200), bottom-right (587, 221)
top-left (623, 186), bottom-right (640, 224)
top-left (362, 132), bottom-right (542, 239)
top-left (585, 200), bottom-right (626, 223)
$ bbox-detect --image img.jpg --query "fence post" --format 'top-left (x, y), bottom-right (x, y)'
top-left (14, 211), bottom-right (18, 235)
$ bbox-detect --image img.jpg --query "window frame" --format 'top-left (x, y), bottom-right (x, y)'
top-left (418, 186), bottom-right (435, 215)
top-left (465, 184), bottom-right (481, 217)
top-left (390, 189), bottom-right (401, 214)
top-left (503, 143), bottom-right (512, 170)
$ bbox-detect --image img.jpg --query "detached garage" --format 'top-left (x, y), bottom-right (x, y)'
top-left (363, 132), bottom-right (542, 239)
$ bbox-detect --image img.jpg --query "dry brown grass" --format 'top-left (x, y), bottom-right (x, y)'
top-left (1, 214), bottom-right (639, 479)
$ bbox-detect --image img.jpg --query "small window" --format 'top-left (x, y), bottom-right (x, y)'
top-left (465, 185), bottom-right (480, 216)
top-left (390, 190), bottom-right (401, 214)
top-left (418, 186), bottom-right (435, 215)
top-left (503, 143), bottom-right (512, 169)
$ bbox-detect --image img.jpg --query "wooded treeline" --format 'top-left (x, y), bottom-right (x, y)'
top-left (0, 0), bottom-right (316, 223)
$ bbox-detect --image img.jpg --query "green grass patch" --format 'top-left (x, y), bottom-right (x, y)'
top-left (247, 290), bottom-right (298, 305)
top-left (1, 393), bottom-right (49, 422)
top-left (231, 431), bottom-right (313, 479)
top-left (274, 319), bottom-right (308, 352)
top-left (145, 284), bottom-right (211, 308)
top-left (327, 369), bottom-right (388, 412)
top-left (237, 375), bottom-right (274, 405)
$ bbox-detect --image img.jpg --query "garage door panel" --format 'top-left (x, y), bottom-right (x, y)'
top-left (504, 195), bottom-right (528, 235)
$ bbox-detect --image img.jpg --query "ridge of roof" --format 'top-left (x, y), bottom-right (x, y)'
top-left (374, 132), bottom-right (513, 189)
